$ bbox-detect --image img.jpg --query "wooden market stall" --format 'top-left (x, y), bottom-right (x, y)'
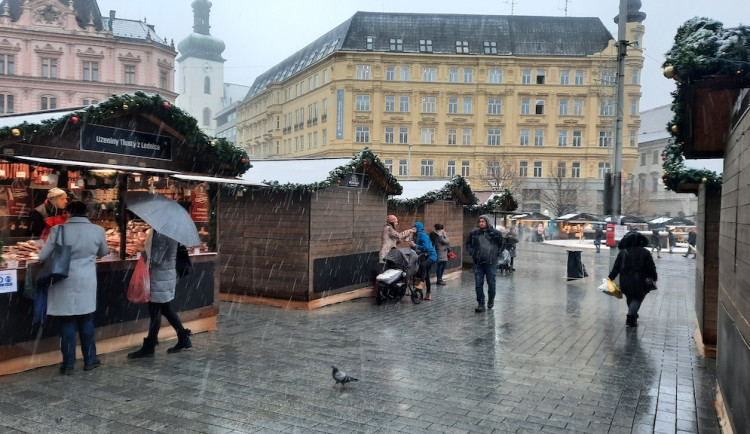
top-left (0, 92), bottom-right (253, 374)
top-left (555, 213), bottom-right (604, 240)
top-left (217, 148), bottom-right (402, 309)
top-left (509, 211), bottom-right (550, 242)
top-left (388, 177), bottom-right (476, 276)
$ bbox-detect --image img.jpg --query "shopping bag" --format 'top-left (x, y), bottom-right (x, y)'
top-left (127, 256), bottom-right (151, 304)
top-left (35, 226), bottom-right (71, 287)
top-left (447, 249), bottom-right (457, 260)
top-left (598, 278), bottom-right (623, 299)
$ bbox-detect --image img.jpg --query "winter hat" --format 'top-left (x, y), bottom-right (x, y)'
top-left (386, 215), bottom-right (398, 224)
top-left (47, 188), bottom-right (67, 200)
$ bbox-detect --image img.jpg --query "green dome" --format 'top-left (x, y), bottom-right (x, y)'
top-left (178, 32), bottom-right (225, 62)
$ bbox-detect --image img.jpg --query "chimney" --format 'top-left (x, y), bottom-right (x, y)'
top-left (109, 10), bottom-right (116, 19)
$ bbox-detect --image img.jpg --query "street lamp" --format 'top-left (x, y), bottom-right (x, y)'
top-left (407, 143), bottom-right (413, 180)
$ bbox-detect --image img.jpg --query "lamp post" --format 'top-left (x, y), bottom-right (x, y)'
top-left (407, 143), bottom-right (413, 180)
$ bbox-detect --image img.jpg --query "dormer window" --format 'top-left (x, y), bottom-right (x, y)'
top-left (483, 41), bottom-right (497, 54)
top-left (389, 38), bottom-right (403, 52)
top-left (419, 39), bottom-right (433, 53)
top-left (455, 41), bottom-right (469, 54)
top-left (365, 36), bottom-right (374, 51)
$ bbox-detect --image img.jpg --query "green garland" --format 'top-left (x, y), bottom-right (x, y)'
top-left (0, 91), bottom-right (251, 176)
top-left (388, 175), bottom-right (478, 208)
top-left (661, 17), bottom-right (748, 191)
top-left (467, 189), bottom-right (517, 213)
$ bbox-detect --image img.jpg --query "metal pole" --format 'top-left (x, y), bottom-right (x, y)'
top-left (407, 143), bottom-right (412, 180)
top-left (611, 0), bottom-right (628, 263)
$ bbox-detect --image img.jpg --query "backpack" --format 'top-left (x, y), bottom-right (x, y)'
top-left (175, 244), bottom-right (194, 277)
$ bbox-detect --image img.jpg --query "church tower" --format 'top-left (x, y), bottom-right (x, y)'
top-left (176, 0), bottom-right (225, 135)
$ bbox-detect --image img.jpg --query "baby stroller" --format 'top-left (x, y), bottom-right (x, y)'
top-left (375, 248), bottom-right (424, 305)
top-left (497, 247), bottom-right (512, 275)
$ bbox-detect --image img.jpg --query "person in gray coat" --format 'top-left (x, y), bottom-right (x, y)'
top-left (39, 200), bottom-right (109, 375)
top-left (430, 224), bottom-right (450, 285)
top-left (128, 229), bottom-right (192, 358)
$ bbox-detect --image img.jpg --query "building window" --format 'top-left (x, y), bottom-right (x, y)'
top-left (323, 69), bottom-right (329, 84)
top-left (652, 149), bottom-right (660, 164)
top-left (484, 41), bottom-right (498, 54)
top-left (631, 99), bottom-right (638, 116)
top-left (571, 162), bottom-right (581, 178)
top-left (384, 159), bottom-right (394, 172)
top-left (558, 162), bottom-right (567, 178)
top-left (400, 66), bottom-right (410, 81)
top-left (421, 128), bottom-right (435, 144)
top-left (487, 129), bottom-right (501, 146)
top-left (385, 95), bottom-right (395, 112)
top-left (356, 65), bottom-right (371, 79)
top-left (456, 41), bottom-right (469, 54)
top-left (385, 66), bottom-right (396, 81)
top-left (384, 127), bottom-right (394, 143)
top-left (536, 70), bottom-right (546, 84)
top-left (572, 130), bottom-right (582, 147)
top-left (573, 99), bottom-right (584, 116)
top-left (519, 161), bottom-right (528, 177)
top-left (489, 69), bottom-right (503, 84)
top-left (486, 161), bottom-right (500, 177)
top-left (464, 68), bottom-right (473, 83)
top-left (461, 161), bottom-right (471, 177)
top-left (399, 127), bottom-right (409, 143)
top-left (323, 98), bottom-right (328, 118)
top-left (355, 126), bottom-right (370, 143)
top-left (575, 70), bottom-right (584, 85)
top-left (422, 96), bottom-right (436, 113)
top-left (355, 94), bottom-right (370, 111)
top-left (422, 67), bottom-right (437, 82)
top-left (598, 162), bottom-right (611, 178)
top-left (630, 130), bottom-right (637, 147)
top-left (640, 152), bottom-right (646, 166)
top-left (0, 94), bottom-right (14, 114)
top-left (160, 70), bottom-right (168, 89)
top-left (599, 131), bottom-right (613, 147)
top-left (398, 159), bottom-right (409, 176)
top-left (40, 96), bottom-right (57, 110)
top-left (448, 98), bottom-right (458, 114)
top-left (124, 65), bottom-right (136, 84)
top-left (631, 69), bottom-right (639, 85)
top-left (558, 131), bottom-right (568, 147)
top-left (633, 34), bottom-right (641, 49)
top-left (447, 129), bottom-right (457, 145)
top-left (0, 54), bottom-right (15, 75)
top-left (488, 98), bottom-right (502, 115)
top-left (600, 99), bottom-right (615, 116)
top-left (365, 36), bottom-right (374, 51)
top-left (399, 96), bottom-right (410, 112)
top-left (463, 97), bottom-right (473, 114)
top-left (449, 68), bottom-right (459, 83)
top-left (202, 107), bottom-right (211, 126)
top-left (462, 129), bottom-right (472, 145)
top-left (601, 70), bottom-right (615, 86)
top-left (560, 70), bottom-right (570, 85)
top-left (83, 61), bottom-right (99, 81)
top-left (419, 39), bottom-right (433, 53)
top-left (389, 38), bottom-right (403, 52)
top-left (535, 99), bottom-right (545, 115)
top-left (520, 129), bottom-right (529, 146)
top-left (534, 130), bottom-right (544, 147)
top-left (559, 99), bottom-right (569, 115)
top-left (322, 129), bottom-right (327, 145)
top-left (447, 160), bottom-right (456, 177)
top-left (652, 176), bottom-right (659, 193)
top-left (522, 69), bottom-right (531, 84)
top-left (421, 160), bottom-right (434, 177)
top-left (41, 58), bottom-right (58, 78)
top-left (533, 162), bottom-right (543, 178)
top-left (521, 98), bottom-right (530, 115)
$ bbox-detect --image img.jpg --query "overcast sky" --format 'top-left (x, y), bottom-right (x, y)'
top-left (97, 0), bottom-right (746, 111)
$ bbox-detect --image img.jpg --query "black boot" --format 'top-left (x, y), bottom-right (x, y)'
top-left (167, 329), bottom-right (192, 354)
top-left (127, 336), bottom-right (157, 359)
top-left (626, 315), bottom-right (638, 327)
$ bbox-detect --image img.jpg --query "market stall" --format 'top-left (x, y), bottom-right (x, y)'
top-left (509, 211), bottom-right (551, 242)
top-left (0, 92), bottom-right (254, 374)
top-left (388, 177), bottom-right (476, 273)
top-left (217, 148), bottom-right (402, 309)
top-left (556, 213), bottom-right (604, 240)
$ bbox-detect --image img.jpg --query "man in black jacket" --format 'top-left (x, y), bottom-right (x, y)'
top-left (465, 215), bottom-right (503, 313)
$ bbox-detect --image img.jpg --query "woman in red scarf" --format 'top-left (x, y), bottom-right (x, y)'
top-left (30, 188), bottom-right (69, 241)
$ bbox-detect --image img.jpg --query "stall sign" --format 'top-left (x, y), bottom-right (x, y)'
top-left (341, 173), bottom-right (370, 189)
top-left (0, 269), bottom-right (18, 294)
top-left (80, 125), bottom-right (172, 160)
top-left (189, 183), bottom-right (210, 222)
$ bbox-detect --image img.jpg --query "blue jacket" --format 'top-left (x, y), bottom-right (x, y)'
top-left (413, 222), bottom-right (437, 262)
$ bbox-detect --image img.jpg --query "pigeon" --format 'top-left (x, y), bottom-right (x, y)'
top-left (332, 365), bottom-right (358, 389)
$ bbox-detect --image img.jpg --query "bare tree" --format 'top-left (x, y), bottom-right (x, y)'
top-left (540, 165), bottom-right (589, 216)
top-left (622, 177), bottom-right (654, 217)
top-left (480, 153), bottom-right (525, 198)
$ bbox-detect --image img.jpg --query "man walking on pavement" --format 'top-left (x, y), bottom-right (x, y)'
top-left (465, 215), bottom-right (504, 313)
top-left (683, 227), bottom-right (697, 258)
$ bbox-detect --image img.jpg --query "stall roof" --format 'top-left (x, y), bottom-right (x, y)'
top-left (0, 109), bottom-right (77, 128)
top-left (171, 174), bottom-right (266, 187)
top-left (12, 156), bottom-right (177, 174)
top-left (397, 180), bottom-right (456, 200)
top-left (604, 215), bottom-right (648, 223)
top-left (241, 158), bottom-right (351, 184)
top-left (558, 213), bottom-right (603, 223)
top-left (389, 177), bottom-right (476, 207)
top-left (510, 211), bottom-right (550, 221)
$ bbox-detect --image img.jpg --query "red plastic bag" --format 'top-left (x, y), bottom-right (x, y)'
top-left (447, 251), bottom-right (457, 260)
top-left (127, 256), bottom-right (151, 303)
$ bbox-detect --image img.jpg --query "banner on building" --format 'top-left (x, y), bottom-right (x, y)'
top-left (336, 89), bottom-right (344, 139)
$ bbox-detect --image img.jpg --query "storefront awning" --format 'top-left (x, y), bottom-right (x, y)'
top-left (171, 174), bottom-right (266, 187)
top-left (11, 156), bottom-right (178, 174)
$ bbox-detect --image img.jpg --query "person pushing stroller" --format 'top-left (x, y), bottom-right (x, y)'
top-left (410, 222), bottom-right (437, 301)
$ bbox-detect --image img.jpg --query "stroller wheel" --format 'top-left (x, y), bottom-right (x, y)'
top-left (411, 289), bottom-right (424, 304)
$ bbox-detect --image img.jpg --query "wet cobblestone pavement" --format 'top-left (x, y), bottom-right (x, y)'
top-left (0, 243), bottom-right (720, 433)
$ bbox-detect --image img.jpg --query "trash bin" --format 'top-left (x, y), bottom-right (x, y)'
top-left (566, 250), bottom-right (588, 281)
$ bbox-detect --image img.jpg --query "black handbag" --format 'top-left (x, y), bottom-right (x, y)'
top-left (35, 226), bottom-right (72, 287)
top-left (644, 277), bottom-right (658, 291)
top-left (175, 244), bottom-right (193, 278)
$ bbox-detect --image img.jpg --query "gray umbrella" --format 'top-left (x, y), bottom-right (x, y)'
top-left (124, 191), bottom-right (201, 247)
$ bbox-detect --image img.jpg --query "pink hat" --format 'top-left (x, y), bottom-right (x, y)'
top-left (386, 215), bottom-right (398, 224)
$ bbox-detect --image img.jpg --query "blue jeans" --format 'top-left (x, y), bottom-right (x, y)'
top-left (436, 261), bottom-right (447, 282)
top-left (59, 313), bottom-right (97, 368)
top-left (474, 263), bottom-right (497, 306)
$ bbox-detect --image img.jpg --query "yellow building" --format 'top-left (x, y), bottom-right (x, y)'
top-left (237, 9), bottom-right (645, 213)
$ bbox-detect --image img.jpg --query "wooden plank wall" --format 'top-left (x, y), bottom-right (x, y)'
top-left (696, 184), bottom-right (721, 353)
top-left (218, 189), bottom-right (311, 300)
top-left (389, 201), bottom-right (464, 269)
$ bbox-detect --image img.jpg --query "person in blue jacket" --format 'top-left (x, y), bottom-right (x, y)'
top-left (410, 222), bottom-right (438, 300)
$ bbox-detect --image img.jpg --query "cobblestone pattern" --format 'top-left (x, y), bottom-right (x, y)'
top-left (0, 244), bottom-right (720, 433)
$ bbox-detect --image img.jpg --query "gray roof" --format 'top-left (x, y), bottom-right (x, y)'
top-left (639, 104), bottom-right (672, 144)
top-left (102, 17), bottom-right (171, 48)
top-left (245, 11), bottom-right (613, 99)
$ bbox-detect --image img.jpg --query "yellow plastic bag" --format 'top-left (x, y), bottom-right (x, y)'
top-left (598, 278), bottom-right (623, 299)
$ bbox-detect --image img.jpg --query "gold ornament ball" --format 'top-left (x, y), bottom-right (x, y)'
top-left (663, 65), bottom-right (675, 79)
top-left (122, 104), bottom-right (129, 110)
top-left (210, 140), bottom-right (216, 147)
top-left (671, 125), bottom-right (679, 133)
top-left (702, 177), bottom-right (708, 183)
top-left (11, 128), bottom-right (20, 137)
